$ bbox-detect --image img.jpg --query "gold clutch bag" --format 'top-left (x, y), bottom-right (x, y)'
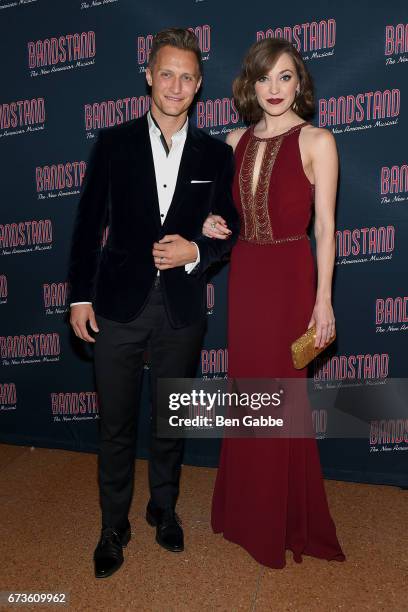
top-left (291, 325), bottom-right (336, 370)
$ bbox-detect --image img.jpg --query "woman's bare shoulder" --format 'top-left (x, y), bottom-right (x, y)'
top-left (302, 123), bottom-right (335, 144)
top-left (226, 127), bottom-right (248, 151)
top-left (301, 124), bottom-right (337, 160)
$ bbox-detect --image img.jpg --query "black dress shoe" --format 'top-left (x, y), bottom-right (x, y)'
top-left (94, 521), bottom-right (131, 579)
top-left (146, 502), bottom-right (184, 552)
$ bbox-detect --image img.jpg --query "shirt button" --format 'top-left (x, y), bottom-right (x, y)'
top-left (161, 214), bottom-right (164, 218)
top-left (163, 184), bottom-right (167, 188)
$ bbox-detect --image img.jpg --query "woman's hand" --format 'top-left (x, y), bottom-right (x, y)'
top-left (308, 298), bottom-right (336, 348)
top-left (202, 214), bottom-right (231, 239)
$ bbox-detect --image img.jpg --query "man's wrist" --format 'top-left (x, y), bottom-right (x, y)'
top-left (185, 242), bottom-right (200, 273)
top-left (187, 241), bottom-right (199, 263)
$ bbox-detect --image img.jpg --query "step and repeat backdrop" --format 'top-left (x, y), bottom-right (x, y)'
top-left (0, 0), bottom-right (407, 487)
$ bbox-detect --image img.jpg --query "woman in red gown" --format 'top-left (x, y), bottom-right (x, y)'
top-left (203, 38), bottom-right (345, 568)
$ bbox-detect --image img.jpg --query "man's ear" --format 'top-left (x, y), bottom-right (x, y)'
top-left (146, 67), bottom-right (153, 87)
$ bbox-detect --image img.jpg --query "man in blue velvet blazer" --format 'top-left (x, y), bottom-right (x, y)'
top-left (68, 28), bottom-right (239, 578)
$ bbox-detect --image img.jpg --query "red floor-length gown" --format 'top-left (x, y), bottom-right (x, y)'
top-left (211, 122), bottom-right (345, 568)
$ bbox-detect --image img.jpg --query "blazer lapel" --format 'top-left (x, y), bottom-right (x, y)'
top-left (163, 125), bottom-right (204, 228)
top-left (126, 115), bottom-right (161, 231)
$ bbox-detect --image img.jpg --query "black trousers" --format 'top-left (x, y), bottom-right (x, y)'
top-left (94, 280), bottom-right (206, 529)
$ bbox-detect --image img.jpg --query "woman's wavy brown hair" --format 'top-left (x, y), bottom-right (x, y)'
top-left (233, 38), bottom-right (315, 123)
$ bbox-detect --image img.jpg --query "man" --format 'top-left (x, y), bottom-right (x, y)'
top-left (68, 28), bottom-right (239, 578)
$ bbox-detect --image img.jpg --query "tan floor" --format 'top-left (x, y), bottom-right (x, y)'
top-left (0, 443), bottom-right (406, 612)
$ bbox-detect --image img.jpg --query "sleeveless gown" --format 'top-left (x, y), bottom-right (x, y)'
top-left (211, 122), bottom-right (345, 568)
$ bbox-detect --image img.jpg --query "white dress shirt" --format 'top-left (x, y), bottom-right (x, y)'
top-left (71, 111), bottom-right (200, 306)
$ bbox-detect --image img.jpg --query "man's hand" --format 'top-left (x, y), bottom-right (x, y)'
top-left (152, 234), bottom-right (198, 270)
top-left (70, 304), bottom-right (99, 343)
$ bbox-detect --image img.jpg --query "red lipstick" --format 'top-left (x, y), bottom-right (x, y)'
top-left (267, 98), bottom-right (283, 105)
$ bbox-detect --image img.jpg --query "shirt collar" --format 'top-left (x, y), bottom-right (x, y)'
top-left (147, 111), bottom-right (188, 153)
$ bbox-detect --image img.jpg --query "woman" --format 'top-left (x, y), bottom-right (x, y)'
top-left (203, 38), bottom-right (345, 568)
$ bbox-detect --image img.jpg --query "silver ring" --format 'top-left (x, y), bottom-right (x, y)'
top-left (210, 222), bottom-right (216, 229)
top-left (160, 256), bottom-right (164, 263)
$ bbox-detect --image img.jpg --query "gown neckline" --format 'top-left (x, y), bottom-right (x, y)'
top-left (250, 121), bottom-right (309, 141)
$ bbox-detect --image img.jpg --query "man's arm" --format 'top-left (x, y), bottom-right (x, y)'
top-left (190, 144), bottom-right (239, 275)
top-left (68, 130), bottom-right (109, 303)
top-left (151, 144), bottom-right (239, 273)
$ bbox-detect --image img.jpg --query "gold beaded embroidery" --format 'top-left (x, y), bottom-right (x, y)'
top-left (238, 124), bottom-right (308, 245)
top-left (239, 136), bottom-right (281, 243)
